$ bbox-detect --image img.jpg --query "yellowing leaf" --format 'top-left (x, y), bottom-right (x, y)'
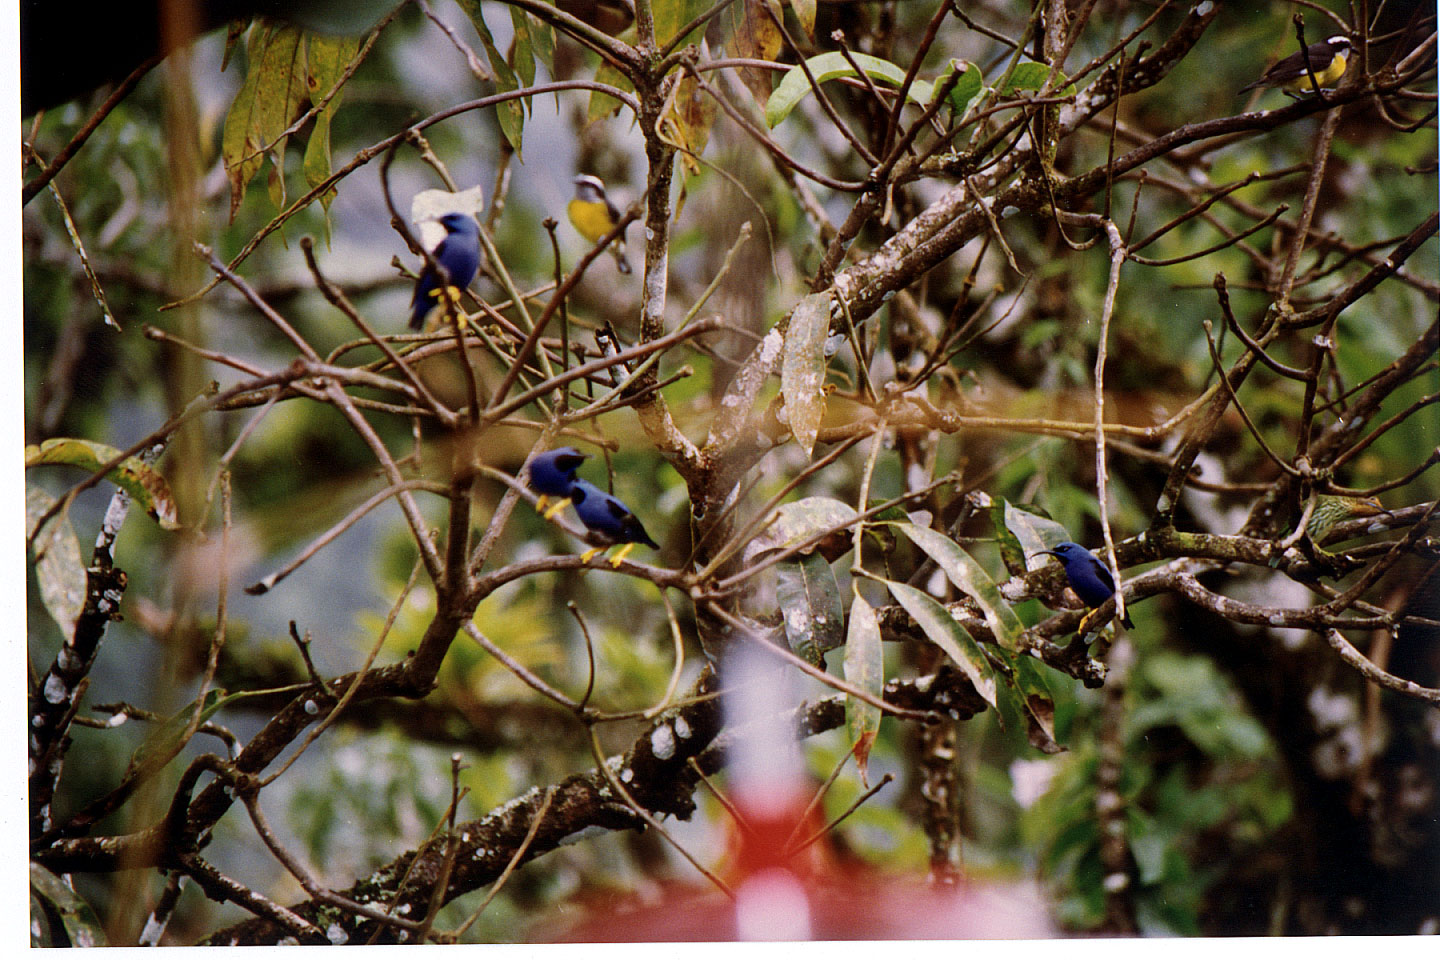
top-left (220, 22), bottom-right (309, 221)
top-left (729, 0), bottom-right (783, 105)
top-left (660, 72), bottom-right (718, 177)
top-left (26, 438), bottom-right (180, 530)
top-left (789, 0), bottom-right (816, 38)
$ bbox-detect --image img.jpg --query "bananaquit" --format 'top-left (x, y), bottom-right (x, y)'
top-left (567, 174), bottom-right (632, 275)
top-left (1241, 35), bottom-right (1351, 96)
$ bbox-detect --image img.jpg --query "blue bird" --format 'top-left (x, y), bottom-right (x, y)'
top-left (527, 446), bottom-right (589, 519)
top-left (570, 478), bottom-right (658, 567)
top-left (409, 212), bottom-right (481, 330)
top-left (1034, 541), bottom-right (1133, 630)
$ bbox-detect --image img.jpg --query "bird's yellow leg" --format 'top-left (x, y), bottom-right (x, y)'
top-left (1078, 609), bottom-right (1103, 636)
top-left (608, 543), bottom-right (637, 567)
top-left (580, 546), bottom-right (605, 564)
top-left (542, 497), bottom-right (572, 520)
top-left (535, 494), bottom-right (551, 514)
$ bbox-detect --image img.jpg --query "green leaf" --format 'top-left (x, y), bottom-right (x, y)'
top-left (844, 590), bottom-right (883, 786)
top-left (459, 0), bottom-right (525, 155)
top-left (303, 109), bottom-right (335, 218)
top-left (508, 7), bottom-right (537, 88)
top-left (125, 689), bottom-right (231, 778)
top-left (301, 32), bottom-right (358, 222)
top-left (588, 58), bottom-right (633, 123)
top-left (997, 61), bottom-right (1076, 97)
top-left (935, 58), bottom-right (983, 114)
top-left (891, 522), bottom-right (1024, 649)
top-left (1127, 809), bottom-right (1172, 885)
top-left (654, 0), bottom-right (711, 47)
top-left (26, 487), bottom-right (86, 639)
top-left (780, 292), bottom-right (832, 456)
top-left (883, 578), bottom-right (997, 708)
top-left (766, 52), bottom-right (928, 128)
top-left (527, 9), bottom-right (555, 77)
top-left (31, 863), bottom-right (107, 947)
top-left (993, 498), bottom-right (1072, 575)
top-left (776, 552), bottom-right (845, 664)
top-left (26, 438), bottom-right (180, 530)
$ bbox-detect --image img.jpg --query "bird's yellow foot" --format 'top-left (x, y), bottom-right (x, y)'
top-left (428, 284), bottom-right (465, 302)
top-left (608, 543), bottom-right (637, 567)
top-left (580, 546), bottom-right (604, 564)
top-left (535, 494), bottom-right (551, 514)
top-left (542, 497), bottom-right (572, 521)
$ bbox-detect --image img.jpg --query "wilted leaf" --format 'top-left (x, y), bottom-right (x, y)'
top-left (789, 0), bottom-right (816, 38)
top-left (777, 552), bottom-right (844, 664)
top-left (1012, 653), bottom-right (1063, 754)
top-left (660, 72), bottom-right (718, 178)
top-left (884, 578), bottom-right (997, 708)
top-left (780, 292), bottom-right (832, 456)
top-left (26, 438), bottom-right (180, 530)
top-left (743, 496), bottom-right (858, 567)
top-left (892, 522), bottom-right (1024, 649)
top-left (26, 487), bottom-right (86, 640)
top-left (766, 52), bottom-right (929, 128)
top-left (844, 591), bottom-right (883, 786)
top-left (729, 0), bottom-right (783, 105)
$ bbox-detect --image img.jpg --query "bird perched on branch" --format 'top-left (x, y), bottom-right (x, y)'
top-left (527, 447), bottom-right (590, 519)
top-left (567, 174), bottom-right (631, 274)
top-left (570, 479), bottom-right (658, 567)
top-left (409, 212), bottom-right (480, 330)
top-left (1034, 541), bottom-right (1133, 630)
top-left (1304, 494), bottom-right (1390, 557)
top-left (1240, 35), bottom-right (1351, 96)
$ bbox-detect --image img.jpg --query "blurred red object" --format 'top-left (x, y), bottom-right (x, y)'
top-left (547, 649), bottom-right (1054, 941)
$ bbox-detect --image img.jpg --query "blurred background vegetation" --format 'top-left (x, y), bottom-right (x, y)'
top-left (23, 0), bottom-right (1438, 944)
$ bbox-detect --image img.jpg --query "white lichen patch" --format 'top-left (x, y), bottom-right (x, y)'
top-left (650, 725), bottom-right (676, 760)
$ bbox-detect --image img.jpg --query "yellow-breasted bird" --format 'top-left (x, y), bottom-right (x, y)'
top-left (1240, 35), bottom-right (1351, 95)
top-left (567, 174), bottom-right (631, 274)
